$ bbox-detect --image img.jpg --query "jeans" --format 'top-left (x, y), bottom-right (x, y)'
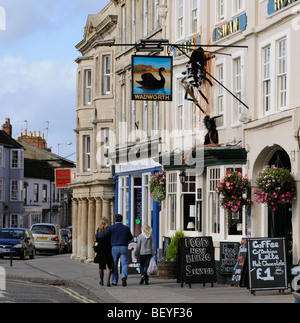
top-left (111, 246), bottom-right (129, 284)
top-left (140, 254), bottom-right (152, 279)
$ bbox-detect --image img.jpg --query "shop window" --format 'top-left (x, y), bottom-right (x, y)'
top-left (119, 177), bottom-right (129, 226)
top-left (182, 174), bottom-right (196, 231)
top-left (167, 173), bottom-right (177, 231)
top-left (208, 168), bottom-right (221, 234)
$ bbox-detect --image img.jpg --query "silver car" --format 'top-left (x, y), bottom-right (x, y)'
top-left (30, 223), bottom-right (63, 254)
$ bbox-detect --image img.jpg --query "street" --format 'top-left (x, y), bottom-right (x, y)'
top-left (0, 252), bottom-right (98, 303)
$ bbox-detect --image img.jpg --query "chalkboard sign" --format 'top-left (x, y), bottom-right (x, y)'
top-left (247, 238), bottom-right (287, 292)
top-left (179, 237), bottom-right (217, 285)
top-left (220, 242), bottom-right (240, 275)
top-left (127, 238), bottom-right (140, 275)
top-left (231, 238), bottom-right (248, 286)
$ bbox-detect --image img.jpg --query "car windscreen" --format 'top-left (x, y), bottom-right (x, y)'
top-left (31, 225), bottom-right (56, 235)
top-left (0, 229), bottom-right (25, 239)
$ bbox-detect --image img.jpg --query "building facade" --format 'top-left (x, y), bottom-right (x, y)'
top-left (74, 0), bottom-right (300, 277)
top-left (72, 2), bottom-right (117, 262)
top-left (0, 119), bottom-right (24, 228)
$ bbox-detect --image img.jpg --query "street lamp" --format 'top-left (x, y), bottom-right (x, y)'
top-left (179, 169), bottom-right (186, 185)
top-left (57, 142), bottom-right (72, 156)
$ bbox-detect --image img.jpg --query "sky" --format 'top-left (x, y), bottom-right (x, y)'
top-left (0, 0), bottom-right (109, 161)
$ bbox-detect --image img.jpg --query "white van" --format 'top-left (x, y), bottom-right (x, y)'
top-left (30, 223), bottom-right (63, 254)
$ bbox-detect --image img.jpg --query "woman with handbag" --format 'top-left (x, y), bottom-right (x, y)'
top-left (136, 224), bottom-right (155, 285)
top-left (95, 218), bottom-right (113, 287)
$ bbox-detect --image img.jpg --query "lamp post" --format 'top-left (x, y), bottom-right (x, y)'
top-left (57, 142), bottom-right (72, 156)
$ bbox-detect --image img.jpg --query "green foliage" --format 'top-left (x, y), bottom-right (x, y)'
top-left (150, 171), bottom-right (166, 203)
top-left (166, 230), bottom-right (185, 262)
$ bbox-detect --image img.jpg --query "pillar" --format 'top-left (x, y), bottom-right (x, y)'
top-left (95, 197), bottom-right (103, 232)
top-left (80, 197), bottom-right (88, 262)
top-left (86, 197), bottom-right (96, 263)
top-left (102, 198), bottom-right (111, 225)
top-left (71, 198), bottom-right (78, 260)
top-left (76, 198), bottom-right (83, 261)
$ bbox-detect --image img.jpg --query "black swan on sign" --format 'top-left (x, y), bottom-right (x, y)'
top-left (136, 67), bottom-right (166, 91)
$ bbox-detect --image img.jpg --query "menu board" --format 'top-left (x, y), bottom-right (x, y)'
top-left (220, 242), bottom-right (240, 275)
top-left (231, 238), bottom-right (248, 286)
top-left (247, 238), bottom-right (287, 292)
top-left (179, 237), bottom-right (217, 285)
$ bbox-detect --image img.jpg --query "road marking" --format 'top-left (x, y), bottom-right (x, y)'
top-left (56, 286), bottom-right (97, 303)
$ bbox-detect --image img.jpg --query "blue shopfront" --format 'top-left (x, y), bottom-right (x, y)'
top-left (113, 158), bottom-right (162, 255)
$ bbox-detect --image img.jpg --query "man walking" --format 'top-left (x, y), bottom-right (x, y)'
top-left (95, 214), bottom-right (133, 286)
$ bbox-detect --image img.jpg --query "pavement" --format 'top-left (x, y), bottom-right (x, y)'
top-left (1, 254), bottom-right (296, 304)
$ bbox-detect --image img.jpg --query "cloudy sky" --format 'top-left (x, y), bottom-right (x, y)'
top-left (0, 0), bottom-right (108, 161)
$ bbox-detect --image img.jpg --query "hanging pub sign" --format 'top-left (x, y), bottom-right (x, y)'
top-left (268, 0), bottom-right (299, 15)
top-left (131, 55), bottom-right (173, 102)
top-left (212, 13), bottom-right (247, 42)
top-left (247, 238), bottom-right (288, 292)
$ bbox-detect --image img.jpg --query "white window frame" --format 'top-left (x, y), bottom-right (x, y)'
top-left (232, 53), bottom-right (243, 125)
top-left (167, 172), bottom-right (178, 232)
top-left (84, 135), bottom-right (91, 172)
top-left (132, 0), bottom-right (136, 42)
top-left (142, 173), bottom-right (153, 228)
top-left (10, 179), bottom-right (23, 202)
top-left (262, 45), bottom-right (271, 114)
top-left (232, 0), bottom-right (244, 15)
top-left (143, 0), bottom-right (148, 37)
top-left (176, 78), bottom-right (184, 132)
top-left (177, 0), bottom-right (184, 40)
top-left (191, 0), bottom-right (199, 33)
top-left (119, 176), bottom-right (129, 226)
top-left (154, 0), bottom-right (159, 30)
top-left (84, 69), bottom-right (92, 106)
top-left (11, 149), bottom-right (24, 169)
top-left (277, 38), bottom-right (287, 110)
top-left (216, 62), bottom-right (225, 127)
top-left (216, 0), bottom-right (225, 23)
top-left (103, 55), bottom-right (111, 95)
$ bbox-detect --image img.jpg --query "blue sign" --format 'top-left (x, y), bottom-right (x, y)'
top-left (268, 0), bottom-right (299, 15)
top-left (173, 34), bottom-right (201, 58)
top-left (213, 13), bottom-right (247, 43)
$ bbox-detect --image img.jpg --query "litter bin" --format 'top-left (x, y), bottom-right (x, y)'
top-left (291, 266), bottom-right (300, 304)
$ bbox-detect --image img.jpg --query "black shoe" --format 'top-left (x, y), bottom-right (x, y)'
top-left (107, 283), bottom-right (111, 287)
top-left (139, 277), bottom-right (145, 285)
top-left (122, 277), bottom-right (127, 287)
top-left (99, 280), bottom-right (104, 286)
top-left (145, 281), bottom-right (149, 285)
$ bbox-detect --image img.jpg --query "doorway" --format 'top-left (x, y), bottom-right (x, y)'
top-left (267, 149), bottom-right (293, 274)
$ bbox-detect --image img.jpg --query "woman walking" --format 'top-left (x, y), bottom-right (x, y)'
top-left (95, 218), bottom-right (113, 287)
top-left (136, 224), bottom-right (155, 285)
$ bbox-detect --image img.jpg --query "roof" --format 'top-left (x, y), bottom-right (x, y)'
top-left (0, 130), bottom-right (23, 149)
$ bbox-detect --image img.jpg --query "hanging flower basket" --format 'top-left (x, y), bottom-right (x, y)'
top-left (254, 165), bottom-right (296, 211)
top-left (216, 170), bottom-right (253, 214)
top-left (150, 171), bottom-right (166, 204)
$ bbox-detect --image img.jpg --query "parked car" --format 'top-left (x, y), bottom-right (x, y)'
top-left (30, 223), bottom-right (64, 254)
top-left (0, 228), bottom-right (35, 260)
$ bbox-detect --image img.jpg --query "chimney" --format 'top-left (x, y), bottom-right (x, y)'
top-left (2, 118), bottom-right (12, 137)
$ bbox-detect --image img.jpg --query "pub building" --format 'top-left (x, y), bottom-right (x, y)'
top-left (72, 0), bottom-right (300, 282)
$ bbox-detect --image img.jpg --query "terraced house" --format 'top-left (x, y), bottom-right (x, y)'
top-left (73, 0), bottom-right (300, 282)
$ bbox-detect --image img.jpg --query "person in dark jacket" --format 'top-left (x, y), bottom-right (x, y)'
top-left (95, 218), bottom-right (113, 287)
top-left (95, 214), bottom-right (133, 287)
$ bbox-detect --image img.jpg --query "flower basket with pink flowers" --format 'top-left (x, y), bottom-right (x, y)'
top-left (216, 170), bottom-right (253, 214)
top-left (254, 165), bottom-right (296, 211)
top-left (150, 171), bottom-right (166, 204)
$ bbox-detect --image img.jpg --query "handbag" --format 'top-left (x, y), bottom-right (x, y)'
top-left (147, 257), bottom-right (158, 276)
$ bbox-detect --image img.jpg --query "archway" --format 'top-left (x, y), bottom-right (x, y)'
top-left (253, 146), bottom-right (293, 273)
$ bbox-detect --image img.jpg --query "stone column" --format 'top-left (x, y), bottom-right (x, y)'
top-left (71, 198), bottom-right (78, 260)
top-left (80, 197), bottom-right (88, 262)
top-left (95, 197), bottom-right (103, 232)
top-left (86, 197), bottom-right (96, 263)
top-left (75, 198), bottom-right (83, 261)
top-left (102, 198), bottom-right (111, 225)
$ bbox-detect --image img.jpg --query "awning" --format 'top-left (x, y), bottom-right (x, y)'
top-left (158, 146), bottom-right (248, 171)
